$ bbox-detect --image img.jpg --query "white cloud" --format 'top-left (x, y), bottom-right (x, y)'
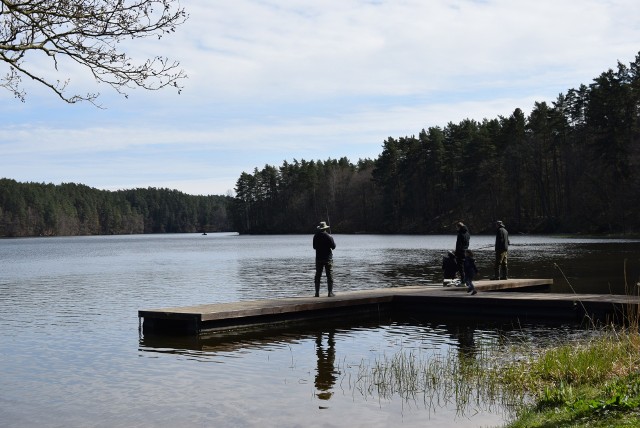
top-left (176, 0), bottom-right (638, 100)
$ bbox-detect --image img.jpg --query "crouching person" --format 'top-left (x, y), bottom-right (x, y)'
top-left (442, 251), bottom-right (459, 286)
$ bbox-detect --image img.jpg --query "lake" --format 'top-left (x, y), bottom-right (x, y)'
top-left (1, 233), bottom-right (639, 427)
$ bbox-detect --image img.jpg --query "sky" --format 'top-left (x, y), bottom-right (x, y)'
top-left (2, 0), bottom-right (640, 196)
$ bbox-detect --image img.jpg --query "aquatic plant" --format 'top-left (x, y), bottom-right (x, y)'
top-left (340, 339), bottom-right (529, 418)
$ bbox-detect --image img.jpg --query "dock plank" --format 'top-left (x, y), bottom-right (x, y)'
top-left (139, 278), bottom-right (640, 335)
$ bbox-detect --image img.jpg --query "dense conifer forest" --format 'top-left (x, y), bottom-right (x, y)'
top-left (0, 181), bottom-right (232, 237)
top-left (2, 53), bottom-right (639, 237)
top-left (232, 53), bottom-right (640, 235)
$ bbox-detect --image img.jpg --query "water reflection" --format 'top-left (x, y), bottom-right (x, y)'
top-left (139, 315), bottom-right (388, 354)
top-left (135, 311), bottom-right (608, 427)
top-left (447, 324), bottom-right (478, 360)
top-left (314, 330), bottom-right (337, 401)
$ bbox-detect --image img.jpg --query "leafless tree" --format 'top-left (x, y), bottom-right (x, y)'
top-left (1, 0), bottom-right (187, 105)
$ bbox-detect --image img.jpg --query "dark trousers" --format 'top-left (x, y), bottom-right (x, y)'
top-left (456, 253), bottom-right (466, 282)
top-left (315, 259), bottom-right (333, 295)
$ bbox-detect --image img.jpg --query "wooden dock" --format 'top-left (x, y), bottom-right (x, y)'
top-left (138, 278), bottom-right (640, 335)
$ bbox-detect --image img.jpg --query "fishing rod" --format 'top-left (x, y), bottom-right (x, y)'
top-left (472, 243), bottom-right (527, 251)
top-left (473, 244), bottom-right (494, 250)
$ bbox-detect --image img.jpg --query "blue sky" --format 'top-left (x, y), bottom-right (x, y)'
top-left (2, 0), bottom-right (640, 196)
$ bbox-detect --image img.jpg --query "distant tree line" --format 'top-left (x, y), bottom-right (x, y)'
top-left (0, 180), bottom-right (232, 237)
top-left (3, 53), bottom-right (640, 237)
top-left (232, 157), bottom-right (380, 234)
top-left (232, 53), bottom-right (640, 235)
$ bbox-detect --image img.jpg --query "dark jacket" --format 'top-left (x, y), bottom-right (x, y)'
top-left (455, 225), bottom-right (470, 257)
top-left (495, 225), bottom-right (509, 252)
top-left (464, 256), bottom-right (478, 280)
top-left (313, 231), bottom-right (336, 261)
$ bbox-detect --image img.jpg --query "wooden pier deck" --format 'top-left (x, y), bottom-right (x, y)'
top-left (138, 278), bottom-right (640, 335)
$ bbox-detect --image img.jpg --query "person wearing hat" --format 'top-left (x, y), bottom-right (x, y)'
top-left (313, 221), bottom-right (336, 297)
top-left (492, 220), bottom-right (510, 280)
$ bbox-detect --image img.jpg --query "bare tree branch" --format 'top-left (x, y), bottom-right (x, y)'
top-left (0, 0), bottom-right (188, 104)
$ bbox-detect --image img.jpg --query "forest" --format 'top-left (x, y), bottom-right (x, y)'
top-left (0, 181), bottom-right (232, 237)
top-left (232, 53), bottom-right (640, 235)
top-left (1, 53), bottom-right (639, 237)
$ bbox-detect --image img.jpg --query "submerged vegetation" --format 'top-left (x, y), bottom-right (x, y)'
top-left (343, 341), bottom-right (524, 417)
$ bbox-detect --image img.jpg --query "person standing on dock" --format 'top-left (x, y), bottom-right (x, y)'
top-left (455, 221), bottom-right (470, 284)
top-left (313, 221), bottom-right (336, 297)
top-left (492, 220), bottom-right (510, 280)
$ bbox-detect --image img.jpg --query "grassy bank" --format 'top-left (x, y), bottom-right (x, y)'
top-left (503, 330), bottom-right (640, 427)
top-left (510, 264), bottom-right (640, 426)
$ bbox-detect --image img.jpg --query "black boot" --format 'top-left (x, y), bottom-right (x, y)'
top-left (314, 283), bottom-right (320, 297)
top-left (327, 283), bottom-right (335, 297)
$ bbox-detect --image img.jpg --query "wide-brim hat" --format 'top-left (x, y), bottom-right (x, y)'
top-left (317, 221), bottom-right (330, 230)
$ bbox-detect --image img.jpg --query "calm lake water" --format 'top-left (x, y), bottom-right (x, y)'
top-left (1, 233), bottom-right (639, 427)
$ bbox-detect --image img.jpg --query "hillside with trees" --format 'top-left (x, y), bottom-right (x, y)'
top-left (0, 180), bottom-right (232, 237)
top-left (2, 53), bottom-right (640, 237)
top-left (231, 53), bottom-right (640, 235)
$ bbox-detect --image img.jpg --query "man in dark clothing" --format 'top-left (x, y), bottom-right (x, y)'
top-left (313, 221), bottom-right (336, 297)
top-left (455, 221), bottom-right (470, 283)
top-left (493, 220), bottom-right (510, 280)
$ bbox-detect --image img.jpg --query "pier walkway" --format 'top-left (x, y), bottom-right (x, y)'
top-left (139, 278), bottom-right (640, 335)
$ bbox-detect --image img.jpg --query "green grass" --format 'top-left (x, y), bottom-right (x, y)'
top-left (503, 260), bottom-right (640, 427)
top-left (503, 331), bottom-right (640, 427)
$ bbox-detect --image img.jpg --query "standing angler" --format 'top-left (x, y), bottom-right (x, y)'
top-left (313, 221), bottom-right (336, 297)
top-left (493, 220), bottom-right (510, 280)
